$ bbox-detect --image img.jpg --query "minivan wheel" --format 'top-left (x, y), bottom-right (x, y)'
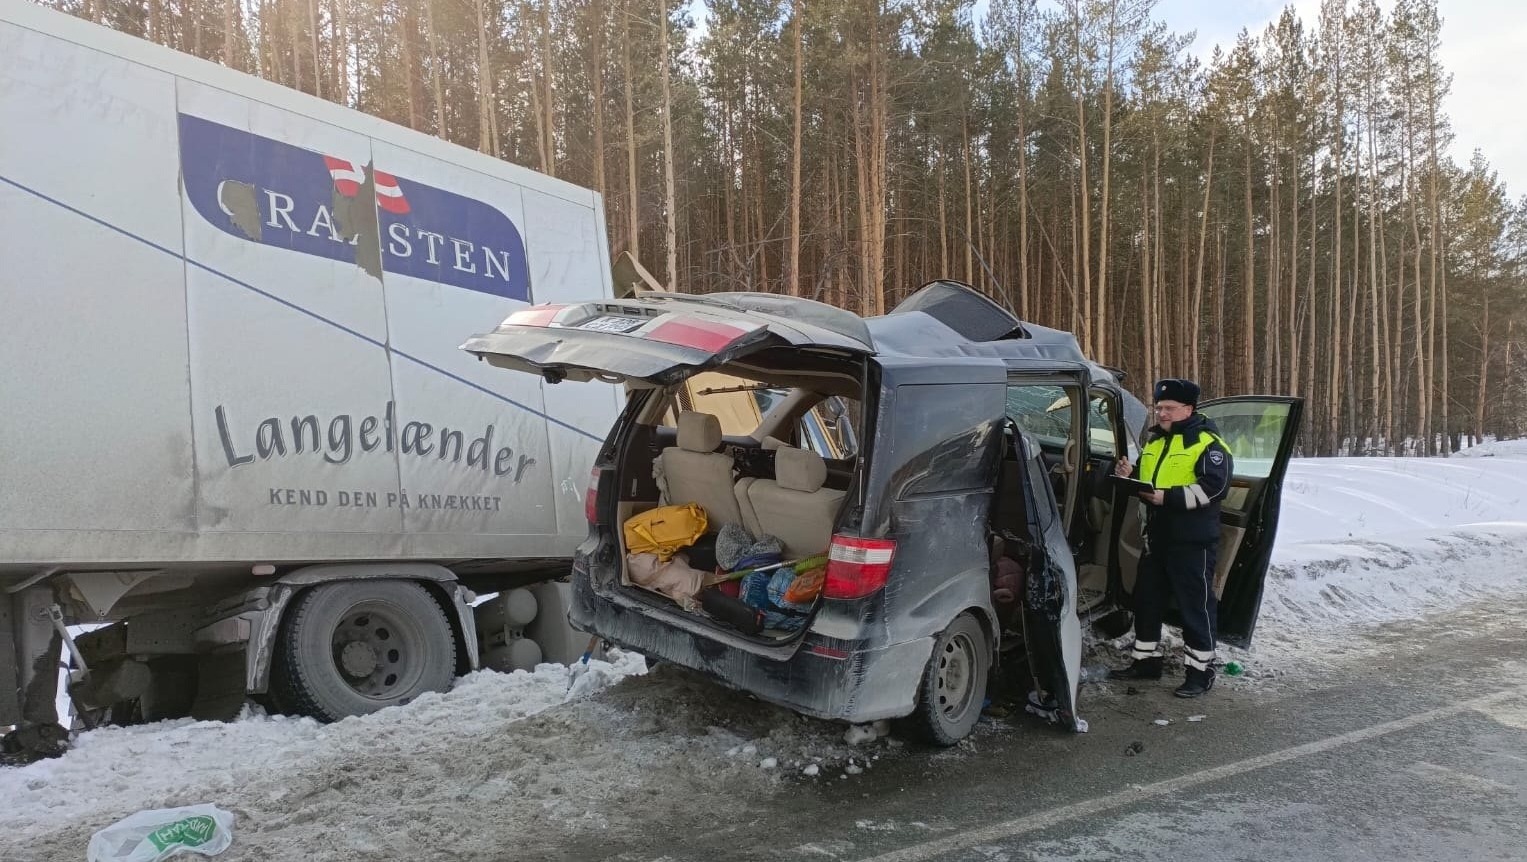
top-left (903, 612), bottom-right (991, 746)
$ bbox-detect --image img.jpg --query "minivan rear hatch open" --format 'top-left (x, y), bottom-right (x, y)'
top-left (461, 292), bottom-right (874, 386)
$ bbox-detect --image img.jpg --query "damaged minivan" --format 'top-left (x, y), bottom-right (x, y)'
top-left (463, 282), bottom-right (1302, 745)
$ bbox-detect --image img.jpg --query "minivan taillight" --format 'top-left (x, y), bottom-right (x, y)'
top-left (823, 536), bottom-right (896, 600)
top-left (585, 467), bottom-right (603, 524)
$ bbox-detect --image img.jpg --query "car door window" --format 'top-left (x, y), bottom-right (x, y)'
top-left (1005, 382), bottom-right (1085, 525)
top-left (1086, 393), bottom-right (1118, 458)
top-left (1203, 401), bottom-right (1294, 479)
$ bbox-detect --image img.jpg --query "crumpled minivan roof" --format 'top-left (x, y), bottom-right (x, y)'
top-left (871, 282), bottom-right (1102, 370)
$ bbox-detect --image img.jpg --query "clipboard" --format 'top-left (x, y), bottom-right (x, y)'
top-left (1108, 475), bottom-right (1154, 496)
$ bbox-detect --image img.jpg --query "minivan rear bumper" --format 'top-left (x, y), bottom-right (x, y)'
top-left (568, 557), bottom-right (932, 723)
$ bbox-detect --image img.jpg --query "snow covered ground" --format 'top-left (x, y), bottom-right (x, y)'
top-left (1260, 441), bottom-right (1527, 649)
top-left (7, 442), bottom-right (1527, 861)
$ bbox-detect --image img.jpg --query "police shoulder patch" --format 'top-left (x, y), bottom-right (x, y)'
top-left (1208, 450), bottom-right (1225, 465)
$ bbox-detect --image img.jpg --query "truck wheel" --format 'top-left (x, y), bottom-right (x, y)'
top-left (273, 581), bottom-right (457, 722)
top-left (902, 612), bottom-right (990, 746)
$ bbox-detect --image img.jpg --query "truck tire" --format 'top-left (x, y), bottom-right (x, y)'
top-left (272, 580), bottom-right (457, 722)
top-left (902, 612), bottom-right (990, 747)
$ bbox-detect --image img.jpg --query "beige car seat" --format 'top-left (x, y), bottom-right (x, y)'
top-left (734, 446), bottom-right (845, 557)
top-left (659, 411), bottom-right (745, 529)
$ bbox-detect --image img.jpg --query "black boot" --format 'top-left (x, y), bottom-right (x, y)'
top-left (1174, 666), bottom-right (1215, 698)
top-left (1109, 656), bottom-right (1163, 680)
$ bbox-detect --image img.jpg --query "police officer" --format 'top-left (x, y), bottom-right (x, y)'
top-left (1110, 378), bottom-right (1233, 698)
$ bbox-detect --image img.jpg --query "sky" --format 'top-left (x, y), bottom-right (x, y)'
top-left (1156, 0), bottom-right (1526, 199)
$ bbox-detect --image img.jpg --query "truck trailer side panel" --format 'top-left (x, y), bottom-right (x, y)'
top-left (0, 0), bottom-right (619, 573)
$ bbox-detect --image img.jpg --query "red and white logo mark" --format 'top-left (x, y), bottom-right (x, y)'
top-left (322, 156), bottom-right (411, 214)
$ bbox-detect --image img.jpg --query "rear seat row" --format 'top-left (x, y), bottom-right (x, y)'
top-left (659, 411), bottom-right (844, 558)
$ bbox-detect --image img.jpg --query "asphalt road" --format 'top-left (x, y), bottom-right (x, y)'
top-left (572, 598), bottom-right (1527, 862)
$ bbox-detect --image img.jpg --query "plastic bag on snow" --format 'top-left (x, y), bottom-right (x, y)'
top-left (87, 804), bottom-right (235, 862)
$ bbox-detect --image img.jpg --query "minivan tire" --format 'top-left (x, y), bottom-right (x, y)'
top-left (903, 612), bottom-right (991, 746)
top-left (272, 580), bottom-right (457, 722)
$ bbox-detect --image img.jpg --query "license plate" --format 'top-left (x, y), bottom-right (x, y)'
top-left (578, 315), bottom-right (645, 334)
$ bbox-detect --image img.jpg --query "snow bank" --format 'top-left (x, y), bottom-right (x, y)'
top-left (0, 652), bottom-right (871, 862)
top-left (1258, 523), bottom-right (1527, 645)
top-left (1452, 438), bottom-right (1527, 458)
top-left (1244, 444), bottom-right (1527, 664)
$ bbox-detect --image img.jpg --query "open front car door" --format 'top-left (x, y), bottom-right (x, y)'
top-left (1196, 396), bottom-right (1305, 647)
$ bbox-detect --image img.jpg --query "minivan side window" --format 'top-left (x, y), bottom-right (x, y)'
top-left (1005, 382), bottom-right (1084, 524)
top-left (1004, 384), bottom-right (1079, 449)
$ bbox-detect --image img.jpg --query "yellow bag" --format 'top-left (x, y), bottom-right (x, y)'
top-left (623, 504), bottom-right (708, 562)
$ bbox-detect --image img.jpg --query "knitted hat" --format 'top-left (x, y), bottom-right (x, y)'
top-left (1153, 377), bottom-right (1201, 406)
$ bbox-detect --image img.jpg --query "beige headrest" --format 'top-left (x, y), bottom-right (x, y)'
top-left (775, 446), bottom-right (827, 493)
top-left (761, 435), bottom-right (791, 451)
top-left (677, 411), bottom-right (723, 453)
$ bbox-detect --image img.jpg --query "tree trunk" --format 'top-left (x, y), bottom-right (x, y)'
top-left (541, 0), bottom-right (557, 177)
top-left (937, 153), bottom-right (949, 275)
top-left (474, 0), bottom-right (496, 154)
top-left (1096, 4), bottom-right (1118, 363)
top-left (1192, 128), bottom-right (1216, 386)
top-left (623, 6), bottom-right (640, 259)
top-left (660, 8), bottom-right (678, 289)
top-left (1305, 148), bottom-right (1318, 432)
top-left (1242, 140), bottom-right (1254, 394)
top-left (331, 0), bottom-right (347, 105)
top-left (963, 114), bottom-right (975, 285)
top-left (722, 104), bottom-right (739, 274)
top-left (1140, 173), bottom-right (1155, 387)
top-left (1016, 84), bottom-right (1030, 319)
top-left (591, 0), bottom-right (607, 193)
top-left (1411, 168), bottom-right (1427, 454)
top-left (286, 0), bottom-right (302, 91)
top-left (1368, 117), bottom-right (1383, 451)
top-left (787, 0), bottom-right (804, 296)
top-left (1329, 141), bottom-right (1344, 454)
top-left (1265, 146), bottom-right (1280, 393)
top-left (425, 0), bottom-right (445, 135)
top-left (401, 1), bottom-right (422, 127)
top-left (1289, 149), bottom-right (1301, 395)
top-left (1377, 156), bottom-right (1395, 454)
top-left (222, 0), bottom-right (239, 68)
top-left (1070, 143), bottom-right (1082, 336)
top-left (1071, 6), bottom-right (1093, 354)
top-left (308, 0), bottom-right (322, 99)
top-left (1214, 228), bottom-right (1226, 395)
top-left (867, 6), bottom-right (888, 314)
top-left (1476, 291), bottom-right (1489, 441)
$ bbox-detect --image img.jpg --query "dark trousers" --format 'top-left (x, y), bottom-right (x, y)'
top-left (1131, 541), bottom-right (1218, 670)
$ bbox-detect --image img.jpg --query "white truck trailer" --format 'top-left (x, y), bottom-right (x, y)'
top-left (0, 0), bottom-right (620, 758)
